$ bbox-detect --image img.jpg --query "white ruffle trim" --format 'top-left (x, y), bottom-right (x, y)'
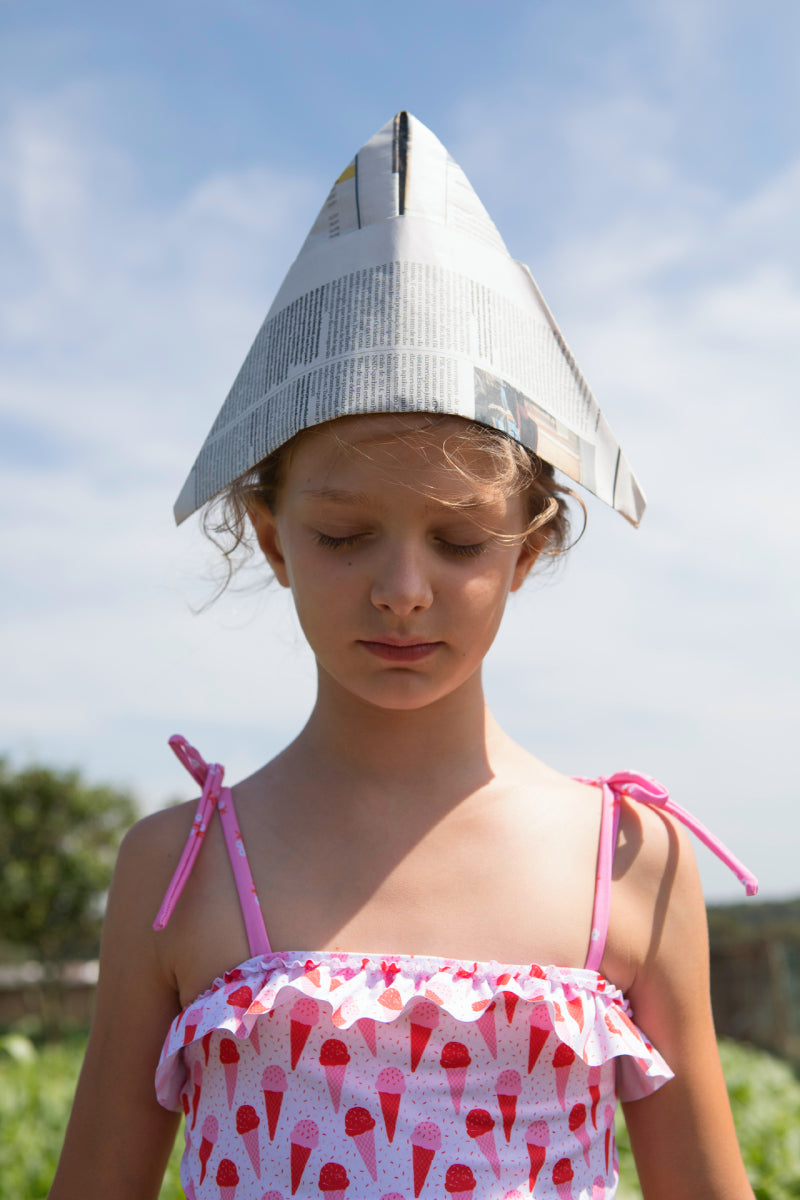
top-left (156, 950), bottom-right (672, 1110)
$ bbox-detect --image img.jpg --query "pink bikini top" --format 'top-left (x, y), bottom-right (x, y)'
top-left (154, 734), bottom-right (757, 966)
top-left (152, 737), bottom-right (757, 1199)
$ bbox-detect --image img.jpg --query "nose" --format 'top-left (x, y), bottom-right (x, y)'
top-left (370, 540), bottom-right (434, 616)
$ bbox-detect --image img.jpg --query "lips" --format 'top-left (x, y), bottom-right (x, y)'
top-left (358, 639), bottom-right (441, 663)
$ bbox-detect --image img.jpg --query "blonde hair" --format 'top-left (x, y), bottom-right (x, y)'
top-left (202, 416), bottom-right (584, 596)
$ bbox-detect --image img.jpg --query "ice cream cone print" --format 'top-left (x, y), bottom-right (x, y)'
top-left (444, 1163), bottom-right (476, 1200)
top-left (303, 960), bottom-right (322, 987)
top-left (345, 1106), bottom-right (378, 1180)
top-left (503, 1192), bottom-right (524, 1199)
top-left (318, 1160), bottom-right (349, 1200)
top-left (290, 997), bottom-right (320, 1069)
top-left (227, 984), bottom-right (253, 1034)
top-left (552, 1043), bottom-right (575, 1110)
top-left (527, 1007), bottom-right (550, 1074)
top-left (440, 1042), bottom-right (471, 1114)
top-left (236, 1104), bottom-right (261, 1177)
top-left (380, 1195), bottom-right (405, 1200)
top-left (568, 1103), bottom-right (591, 1168)
top-left (184, 1180), bottom-right (197, 1200)
top-left (191, 1061), bottom-right (203, 1129)
top-left (356, 1017), bottom-right (377, 1055)
top-left (593, 1178), bottom-right (607, 1199)
top-left (219, 1037), bottom-right (240, 1108)
top-left (503, 992), bottom-right (519, 1025)
top-left (249, 1022), bottom-right (260, 1054)
top-left (409, 1000), bottom-right (439, 1071)
top-left (331, 996), bottom-right (358, 1029)
top-left (525, 1120), bottom-right (549, 1192)
top-left (202, 1029), bottom-right (214, 1065)
top-left (495, 1069), bottom-right (522, 1143)
top-left (263, 1193), bottom-right (284, 1200)
top-left (320, 1039), bottom-right (351, 1112)
top-left (604, 1011), bottom-right (621, 1037)
top-left (262, 1064), bottom-right (288, 1139)
top-left (566, 995), bottom-right (584, 1032)
top-left (410, 1120), bottom-right (441, 1197)
top-left (587, 1066), bottom-right (601, 1129)
top-left (465, 1109), bottom-right (501, 1180)
top-left (552, 1156), bottom-right (574, 1200)
top-left (376, 1065), bottom-right (406, 1141)
top-left (184, 1005), bottom-right (204, 1045)
top-left (603, 1106), bottom-right (614, 1174)
top-left (290, 1119), bottom-right (319, 1195)
top-left (475, 1001), bottom-right (497, 1058)
top-left (379, 986), bottom-right (403, 1010)
top-left (216, 1157), bottom-right (239, 1200)
top-left (198, 1114), bottom-right (218, 1184)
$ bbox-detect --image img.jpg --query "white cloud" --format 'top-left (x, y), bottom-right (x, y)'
top-left (443, 28), bottom-right (799, 897)
top-left (1, 38), bottom-right (797, 900)
top-left (0, 86), bottom-right (318, 462)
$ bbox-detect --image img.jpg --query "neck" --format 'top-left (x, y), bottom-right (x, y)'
top-left (291, 667), bottom-right (506, 796)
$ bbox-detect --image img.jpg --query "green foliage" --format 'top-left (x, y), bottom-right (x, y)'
top-left (616, 1039), bottom-right (800, 1199)
top-left (720, 1039), bottom-right (800, 1200)
top-left (0, 1031), bottom-right (184, 1198)
top-left (2, 1030), bottom-right (799, 1199)
top-left (0, 759), bottom-right (137, 968)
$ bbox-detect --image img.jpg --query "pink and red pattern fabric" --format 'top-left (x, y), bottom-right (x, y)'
top-left (154, 737), bottom-right (757, 1199)
top-left (157, 950), bottom-right (666, 1199)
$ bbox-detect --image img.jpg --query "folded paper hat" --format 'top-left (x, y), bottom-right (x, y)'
top-left (175, 112), bottom-right (645, 526)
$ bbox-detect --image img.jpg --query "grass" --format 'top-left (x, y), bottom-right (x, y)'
top-left (1, 1030), bottom-right (799, 1198)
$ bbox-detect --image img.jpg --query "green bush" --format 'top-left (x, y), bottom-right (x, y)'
top-left (616, 1040), bottom-right (800, 1199)
top-left (0, 1031), bottom-right (183, 1199)
top-left (0, 761), bottom-right (137, 974)
top-left (1, 1032), bottom-right (798, 1198)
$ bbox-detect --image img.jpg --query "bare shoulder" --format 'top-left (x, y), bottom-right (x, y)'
top-left (115, 796), bottom-right (196, 892)
top-left (501, 736), bottom-right (603, 806)
top-left (605, 798), bottom-right (755, 1197)
top-left (603, 796), bottom-right (705, 991)
top-left (120, 796), bottom-right (198, 868)
top-left (48, 803), bottom-right (195, 1199)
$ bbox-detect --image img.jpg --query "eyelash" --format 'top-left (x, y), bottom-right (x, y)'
top-left (315, 533), bottom-right (363, 550)
top-left (313, 533), bottom-right (488, 558)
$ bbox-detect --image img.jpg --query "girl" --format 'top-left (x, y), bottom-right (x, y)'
top-left (50, 115), bottom-right (757, 1200)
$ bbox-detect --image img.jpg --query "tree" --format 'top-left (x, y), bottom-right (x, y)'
top-left (0, 759), bottom-right (138, 971)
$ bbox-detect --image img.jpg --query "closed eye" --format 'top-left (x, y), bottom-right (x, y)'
top-left (437, 539), bottom-right (488, 558)
top-left (314, 532), bottom-right (365, 549)
top-left (314, 531), bottom-right (489, 557)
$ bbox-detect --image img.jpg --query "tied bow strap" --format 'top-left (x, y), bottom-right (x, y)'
top-left (152, 736), bottom-right (226, 931)
top-left (602, 770), bottom-right (758, 897)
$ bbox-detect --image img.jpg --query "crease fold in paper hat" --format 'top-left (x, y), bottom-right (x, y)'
top-left (175, 111), bottom-right (645, 526)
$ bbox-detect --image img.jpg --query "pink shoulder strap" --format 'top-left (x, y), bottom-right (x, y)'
top-left (579, 770), bottom-right (758, 972)
top-left (152, 736), bottom-right (272, 958)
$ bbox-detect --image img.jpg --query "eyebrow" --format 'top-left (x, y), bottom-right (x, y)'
top-left (299, 488), bottom-right (372, 505)
top-left (299, 487), bottom-right (501, 514)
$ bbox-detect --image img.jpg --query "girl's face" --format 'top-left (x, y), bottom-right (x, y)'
top-left (251, 415), bottom-right (537, 712)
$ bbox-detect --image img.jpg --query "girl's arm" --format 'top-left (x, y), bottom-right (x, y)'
top-left (618, 805), bottom-right (754, 1200)
top-left (49, 814), bottom-right (184, 1200)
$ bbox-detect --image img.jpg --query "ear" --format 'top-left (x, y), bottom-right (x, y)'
top-left (248, 504), bottom-right (291, 589)
top-left (510, 540), bottom-right (538, 592)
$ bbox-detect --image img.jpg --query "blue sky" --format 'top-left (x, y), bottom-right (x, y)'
top-left (2, 0), bottom-right (798, 899)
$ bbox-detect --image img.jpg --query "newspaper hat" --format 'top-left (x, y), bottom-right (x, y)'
top-left (175, 112), bottom-right (645, 525)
